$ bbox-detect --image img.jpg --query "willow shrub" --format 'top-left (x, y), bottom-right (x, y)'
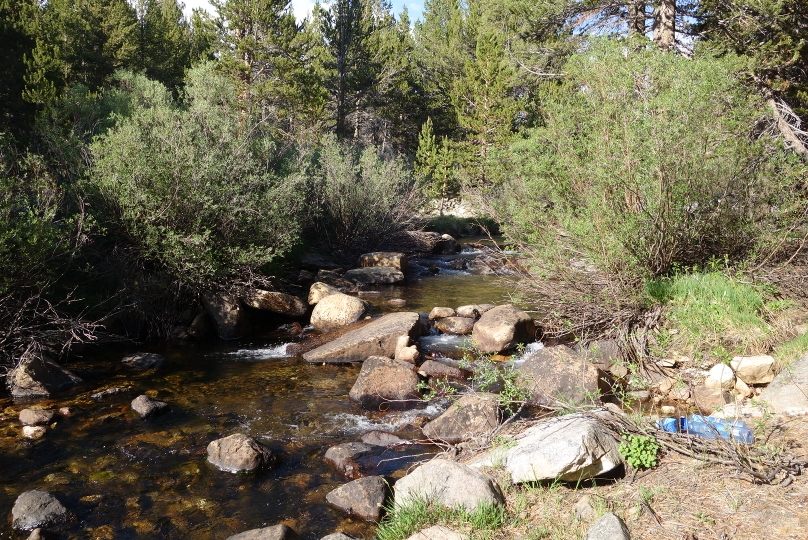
top-left (90, 64), bottom-right (304, 289)
top-left (492, 39), bottom-right (807, 329)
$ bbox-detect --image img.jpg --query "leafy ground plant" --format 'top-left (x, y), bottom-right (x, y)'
top-left (619, 433), bottom-right (661, 470)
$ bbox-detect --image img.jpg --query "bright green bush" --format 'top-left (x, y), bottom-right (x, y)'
top-left (90, 64), bottom-right (303, 289)
top-left (302, 134), bottom-right (421, 260)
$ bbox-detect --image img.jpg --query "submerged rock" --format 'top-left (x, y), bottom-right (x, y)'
top-left (325, 475), bottom-right (389, 521)
top-left (207, 434), bottom-right (277, 473)
top-left (226, 524), bottom-right (297, 540)
top-left (471, 304), bottom-right (536, 353)
top-left (7, 352), bottom-right (82, 400)
top-left (91, 387), bottom-right (132, 400)
top-left (11, 490), bottom-right (72, 531)
top-left (303, 312), bottom-right (420, 363)
top-left (360, 430), bottom-right (409, 447)
top-left (310, 293), bottom-right (368, 332)
top-left (422, 393), bottom-right (501, 444)
top-left (121, 352), bottom-right (165, 372)
top-left (22, 426), bottom-right (47, 439)
top-left (131, 395), bottom-right (170, 419)
top-left (394, 459), bottom-right (504, 512)
top-left (349, 356), bottom-right (420, 410)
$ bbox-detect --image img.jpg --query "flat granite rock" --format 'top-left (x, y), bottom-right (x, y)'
top-left (303, 312), bottom-right (420, 363)
top-left (760, 352), bottom-right (808, 415)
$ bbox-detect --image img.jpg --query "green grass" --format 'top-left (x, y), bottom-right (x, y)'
top-left (645, 271), bottom-right (782, 364)
top-left (773, 329), bottom-right (808, 366)
top-left (376, 498), bottom-right (507, 540)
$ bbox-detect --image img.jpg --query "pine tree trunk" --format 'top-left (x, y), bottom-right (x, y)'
top-left (628, 1), bottom-right (645, 36)
top-left (653, 0), bottom-right (675, 51)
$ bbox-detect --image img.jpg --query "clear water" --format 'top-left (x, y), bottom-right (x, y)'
top-left (0, 273), bottom-right (516, 540)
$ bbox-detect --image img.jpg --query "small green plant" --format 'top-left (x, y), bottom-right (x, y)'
top-left (619, 433), bottom-right (661, 470)
top-left (693, 511), bottom-right (715, 525)
top-left (458, 345), bottom-right (531, 415)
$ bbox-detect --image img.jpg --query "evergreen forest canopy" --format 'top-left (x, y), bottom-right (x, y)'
top-left (1, 0), bottom-right (808, 364)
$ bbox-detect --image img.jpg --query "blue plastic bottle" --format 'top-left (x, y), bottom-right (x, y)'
top-left (685, 415), bottom-right (755, 444)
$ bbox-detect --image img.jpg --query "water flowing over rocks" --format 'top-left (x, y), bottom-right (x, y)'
top-left (303, 312), bottom-right (420, 363)
top-left (585, 512), bottom-right (631, 540)
top-left (121, 352), bottom-right (165, 371)
top-left (359, 252), bottom-right (408, 272)
top-left (308, 282), bottom-right (341, 305)
top-left (472, 413), bottom-right (622, 483)
top-left (225, 524), bottom-right (297, 540)
top-left (471, 304), bottom-right (536, 353)
top-left (394, 459), bottom-right (504, 512)
top-left (349, 356), bottom-right (420, 410)
top-left (325, 475), bottom-right (389, 521)
top-left (344, 267), bottom-right (405, 285)
top-left (131, 395), bottom-right (170, 419)
top-left (203, 293), bottom-right (250, 339)
top-left (19, 409), bottom-right (55, 426)
top-left (6, 352), bottom-right (82, 400)
top-left (422, 393), bottom-right (501, 444)
top-left (241, 289), bottom-right (308, 318)
top-left (11, 490), bottom-right (72, 531)
top-left (310, 293), bottom-right (369, 332)
top-left (517, 346), bottom-right (601, 407)
top-left (207, 434), bottom-right (277, 473)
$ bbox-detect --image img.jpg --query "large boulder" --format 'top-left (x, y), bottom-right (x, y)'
top-left (226, 525), bottom-right (297, 540)
top-left (422, 393), bottom-right (501, 444)
top-left (310, 293), bottom-right (369, 332)
top-left (207, 434), bottom-right (277, 473)
top-left (730, 355), bottom-right (775, 385)
top-left (7, 353), bottom-right (82, 400)
top-left (473, 413), bottom-right (622, 484)
top-left (760, 352), bottom-right (808, 415)
top-left (131, 395), bottom-right (170, 419)
top-left (359, 252), bottom-right (408, 272)
top-left (324, 442), bottom-right (375, 479)
top-left (394, 459), bottom-right (504, 512)
top-left (308, 282), bottom-right (341, 305)
top-left (325, 475), bottom-right (389, 521)
top-left (344, 267), bottom-right (404, 285)
top-left (241, 289), bottom-right (308, 318)
top-left (517, 346), bottom-right (601, 407)
top-left (303, 312), bottom-right (420, 363)
top-left (585, 513), bottom-right (630, 540)
top-left (11, 490), bottom-right (72, 531)
top-left (434, 317), bottom-right (475, 336)
top-left (349, 356), bottom-right (420, 410)
top-left (121, 352), bottom-right (165, 371)
top-left (471, 304), bottom-right (536, 353)
top-left (203, 293), bottom-right (250, 339)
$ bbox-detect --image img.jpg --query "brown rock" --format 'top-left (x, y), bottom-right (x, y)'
top-left (324, 442), bottom-right (375, 479)
top-left (349, 356), bottom-right (420, 410)
top-left (241, 289), bottom-right (308, 318)
top-left (360, 430), bottom-right (408, 447)
top-left (19, 409), bottom-right (55, 427)
top-left (344, 267), bottom-right (404, 285)
top-left (310, 293), bottom-right (369, 332)
top-left (6, 352), bottom-right (83, 400)
top-left (429, 307), bottom-right (456, 320)
top-left (308, 282), bottom-right (341, 305)
top-left (471, 304), bottom-right (536, 353)
top-left (359, 252), bottom-right (408, 272)
top-left (422, 393), bottom-right (501, 444)
top-left (435, 317), bottom-right (475, 335)
top-left (207, 434), bottom-right (277, 473)
top-left (517, 346), bottom-right (601, 407)
top-left (203, 294), bottom-right (250, 340)
top-left (692, 385), bottom-right (732, 414)
top-left (325, 475), bottom-right (389, 521)
top-left (417, 360), bottom-right (469, 381)
top-left (456, 304), bottom-right (495, 319)
top-left (226, 525), bottom-right (297, 540)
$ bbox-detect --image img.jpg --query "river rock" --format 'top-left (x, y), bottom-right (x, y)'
top-left (395, 345), bottom-right (420, 364)
top-left (422, 393), bottom-right (501, 444)
top-left (226, 524), bottom-right (297, 540)
top-left (517, 346), bottom-right (601, 407)
top-left (388, 298), bottom-right (407, 307)
top-left (394, 459), bottom-right (504, 512)
top-left (704, 363), bottom-right (735, 390)
top-left (471, 304), bottom-right (536, 353)
top-left (325, 475), bottom-right (389, 521)
top-left (344, 267), bottom-right (405, 285)
top-left (474, 413), bottom-right (622, 483)
top-left (404, 526), bottom-right (465, 540)
top-left (309, 282), bottom-right (341, 305)
top-left (417, 360), bottom-right (468, 381)
top-left (429, 307), bottom-right (456, 320)
top-left (349, 356), bottom-right (420, 410)
top-left (324, 442), bottom-right (375, 478)
top-left (435, 317), bottom-right (475, 336)
top-left (585, 512), bottom-right (630, 540)
top-left (760, 351), bottom-right (808, 415)
top-left (692, 385), bottom-right (732, 413)
top-left (91, 387), bottom-right (132, 400)
top-left (207, 434), bottom-right (277, 473)
top-left (121, 352), bottom-right (165, 371)
top-left (203, 293), bottom-right (250, 339)
top-left (456, 304), bottom-right (495, 319)
top-left (361, 430), bottom-right (408, 446)
top-left (730, 355), bottom-right (775, 385)
top-left (310, 293), bottom-right (369, 332)
top-left (241, 289), bottom-right (308, 318)
top-left (188, 312), bottom-right (213, 339)
top-left (131, 395), bottom-right (170, 419)
top-left (6, 352), bottom-right (83, 400)
top-left (359, 252), bottom-right (408, 272)
top-left (321, 534), bottom-right (357, 540)
top-left (19, 409), bottom-right (55, 426)
top-left (22, 426), bottom-right (47, 439)
top-left (11, 490), bottom-right (72, 531)
top-left (303, 312), bottom-right (420, 363)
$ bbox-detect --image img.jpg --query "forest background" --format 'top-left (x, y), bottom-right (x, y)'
top-left (2, 0), bottom-right (808, 369)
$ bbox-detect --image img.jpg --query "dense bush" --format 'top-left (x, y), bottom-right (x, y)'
top-left (90, 64), bottom-right (304, 290)
top-left (490, 39), bottom-right (808, 333)
top-left (302, 134), bottom-right (422, 260)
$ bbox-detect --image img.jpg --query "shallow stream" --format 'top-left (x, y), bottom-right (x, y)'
top-left (0, 271), bottom-right (515, 539)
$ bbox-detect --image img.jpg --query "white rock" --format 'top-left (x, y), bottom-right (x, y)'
top-left (310, 293), bottom-right (368, 332)
top-left (734, 377), bottom-right (753, 398)
top-left (393, 459), bottom-right (504, 512)
top-left (22, 426), bottom-right (46, 439)
top-left (704, 363), bottom-right (735, 390)
top-left (730, 355), bottom-right (775, 385)
top-left (308, 282), bottom-right (341, 305)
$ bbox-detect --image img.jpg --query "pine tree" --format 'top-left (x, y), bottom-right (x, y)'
top-left (139, 0), bottom-right (192, 90)
top-left (0, 0), bottom-right (38, 136)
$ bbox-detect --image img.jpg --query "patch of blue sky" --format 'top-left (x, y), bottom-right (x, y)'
top-left (180, 0), bottom-right (423, 23)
